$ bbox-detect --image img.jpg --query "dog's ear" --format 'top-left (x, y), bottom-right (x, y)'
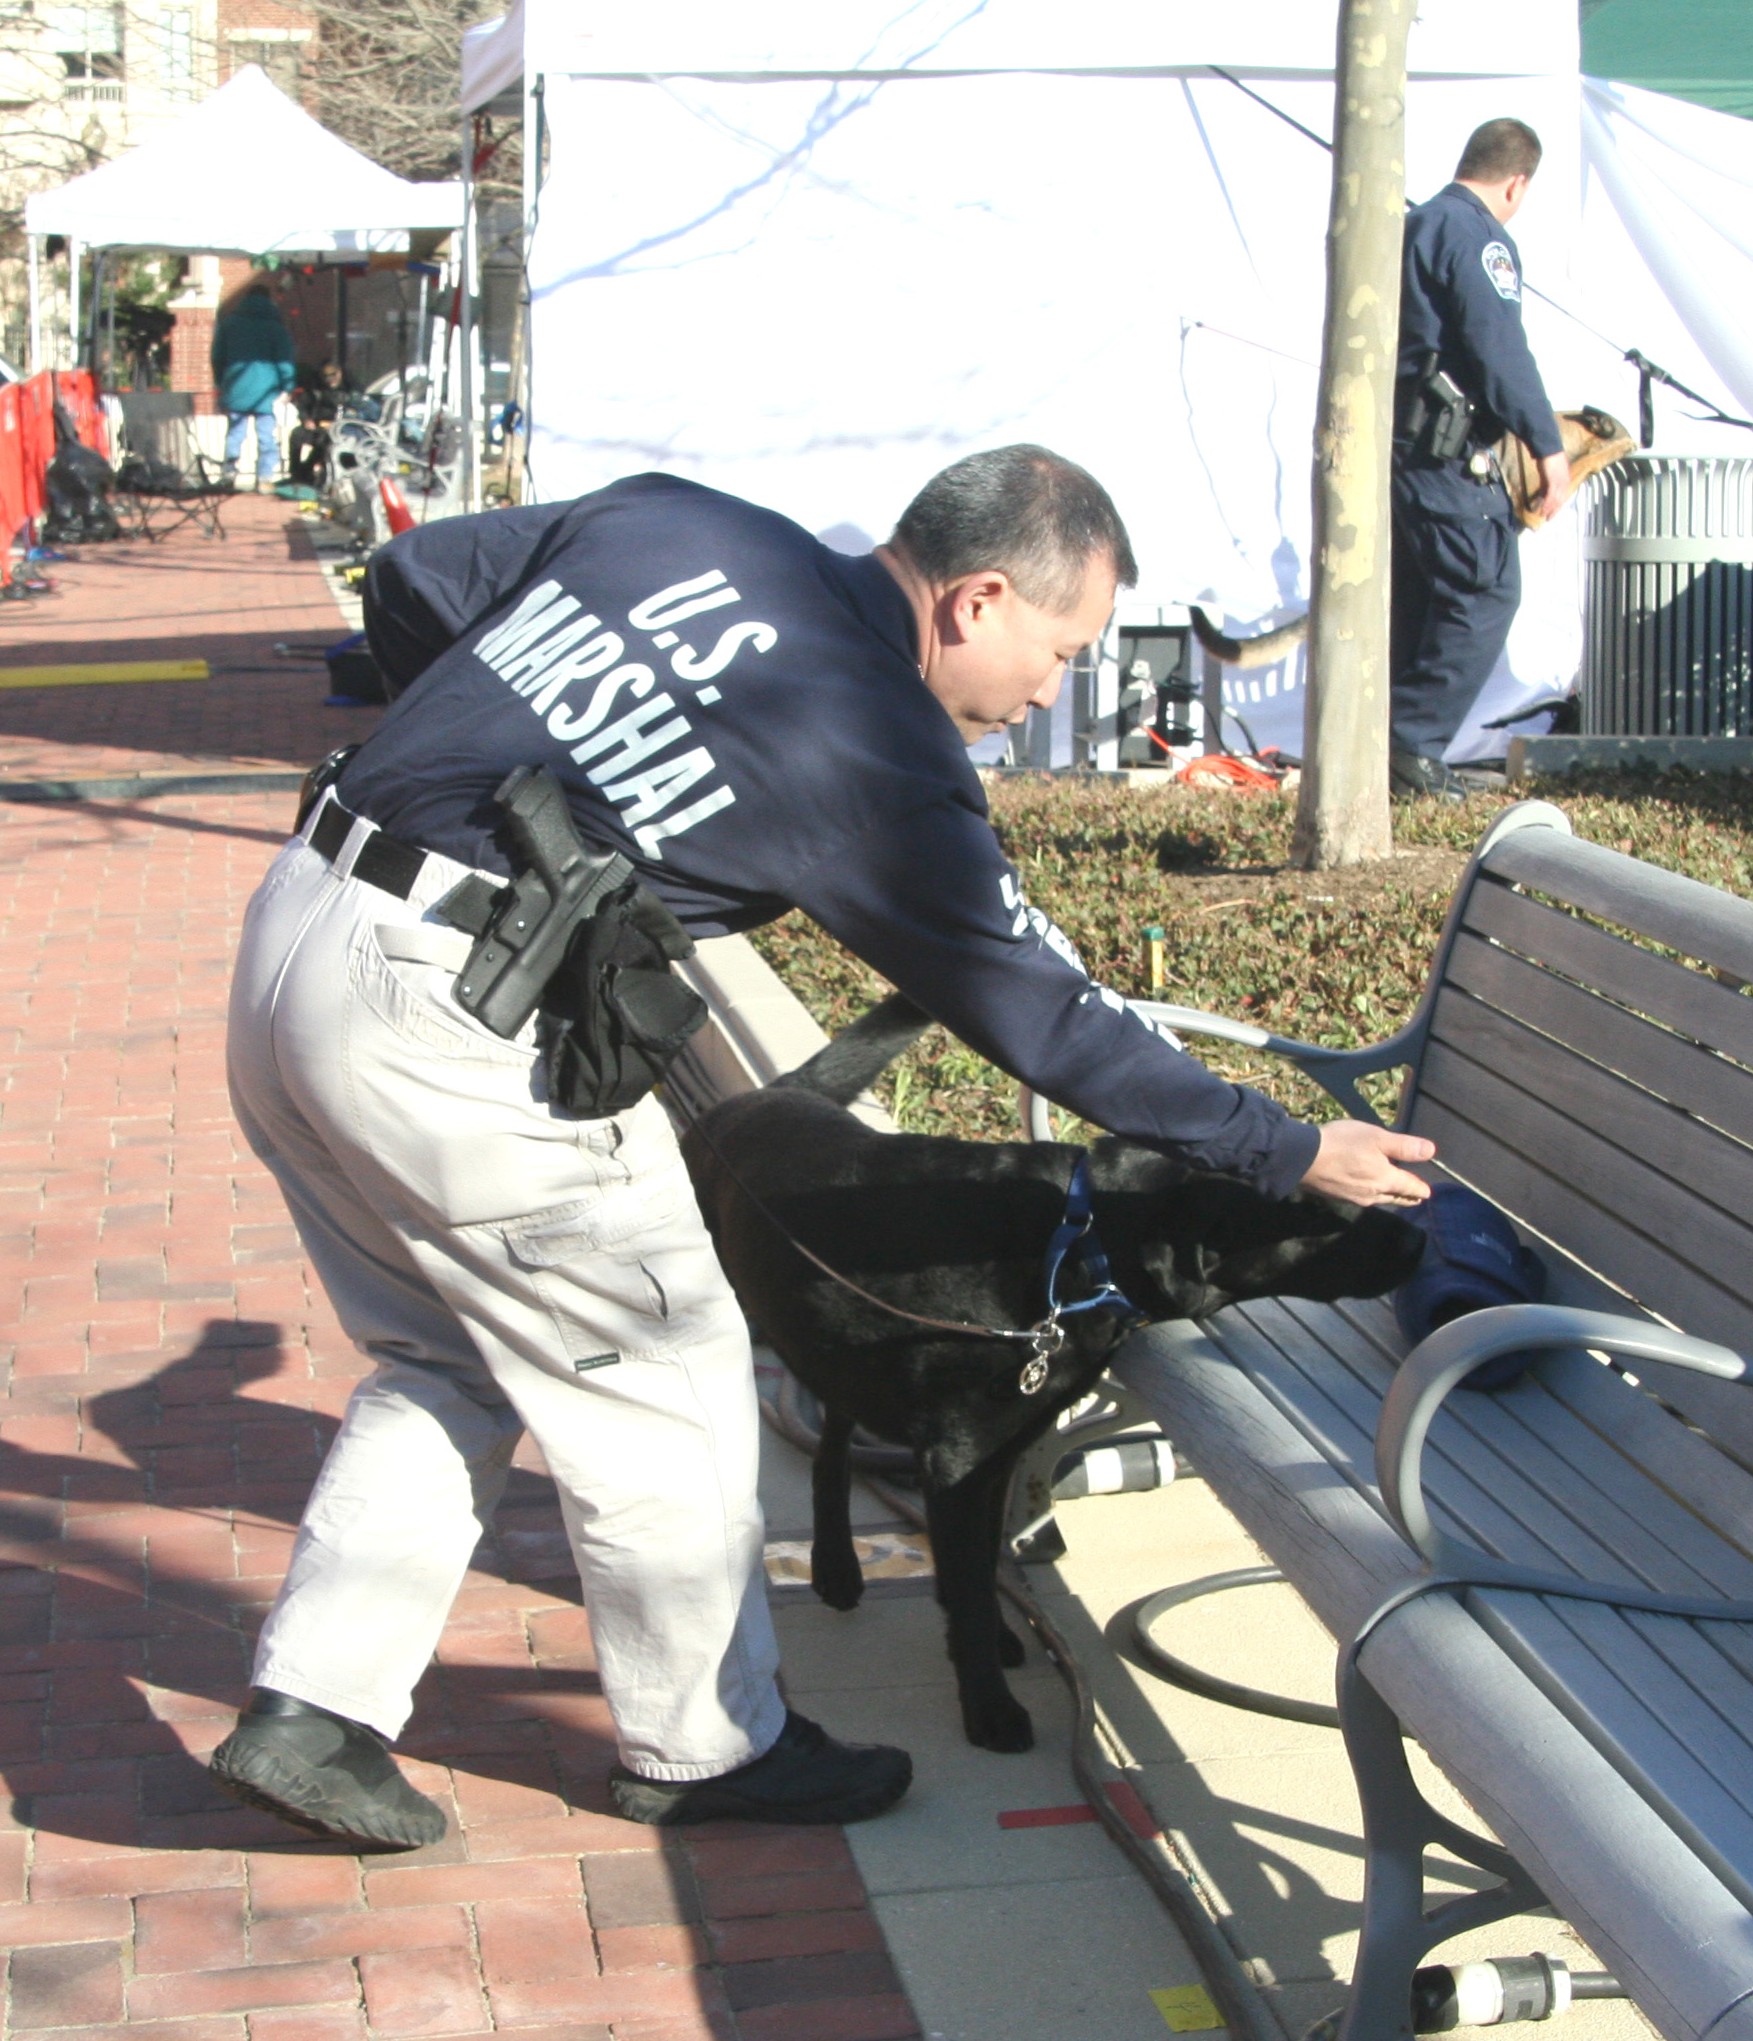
top-left (1137, 1184), bottom-right (1426, 1320)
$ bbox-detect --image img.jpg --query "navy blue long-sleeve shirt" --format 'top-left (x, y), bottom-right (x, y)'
top-left (1397, 183), bottom-right (1561, 460)
top-left (342, 475), bottom-right (1320, 1196)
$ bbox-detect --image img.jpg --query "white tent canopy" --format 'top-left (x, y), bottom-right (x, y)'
top-left (26, 65), bottom-right (463, 255)
top-left (463, 0), bottom-right (1753, 761)
top-left (462, 0), bottom-right (1579, 100)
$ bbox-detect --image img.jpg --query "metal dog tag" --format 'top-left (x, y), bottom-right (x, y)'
top-left (1019, 1317), bottom-right (1065, 1395)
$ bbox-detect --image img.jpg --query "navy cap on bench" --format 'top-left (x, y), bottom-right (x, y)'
top-left (1394, 1184), bottom-right (1546, 1391)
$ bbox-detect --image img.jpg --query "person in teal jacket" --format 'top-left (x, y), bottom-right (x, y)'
top-left (212, 283), bottom-right (297, 487)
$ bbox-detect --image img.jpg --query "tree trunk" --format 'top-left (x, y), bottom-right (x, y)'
top-left (1293, 0), bottom-right (1413, 869)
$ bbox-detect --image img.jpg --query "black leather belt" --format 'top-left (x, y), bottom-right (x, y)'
top-left (308, 796), bottom-right (432, 900)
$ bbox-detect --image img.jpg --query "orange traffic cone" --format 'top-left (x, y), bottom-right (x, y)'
top-left (379, 476), bottom-right (416, 536)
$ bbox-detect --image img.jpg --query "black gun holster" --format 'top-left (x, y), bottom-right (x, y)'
top-left (440, 766), bottom-right (708, 1118)
top-left (536, 882), bottom-right (708, 1117)
top-left (1403, 351), bottom-right (1477, 463)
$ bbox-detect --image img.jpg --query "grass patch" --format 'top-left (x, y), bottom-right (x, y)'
top-left (747, 769), bottom-right (1753, 1141)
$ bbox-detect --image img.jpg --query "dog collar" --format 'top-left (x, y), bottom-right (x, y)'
top-left (1022, 1154), bottom-right (1147, 1393)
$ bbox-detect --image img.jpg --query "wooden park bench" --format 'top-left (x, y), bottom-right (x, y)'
top-left (1097, 799), bottom-right (1753, 2041)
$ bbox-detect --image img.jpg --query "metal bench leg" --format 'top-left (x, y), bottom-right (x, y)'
top-left (1004, 1374), bottom-right (1162, 1563)
top-left (1333, 1646), bottom-right (1547, 2041)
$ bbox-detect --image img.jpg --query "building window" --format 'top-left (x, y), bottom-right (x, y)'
top-left (159, 8), bottom-right (194, 99)
top-left (44, 3), bottom-right (125, 101)
top-left (227, 33), bottom-right (305, 100)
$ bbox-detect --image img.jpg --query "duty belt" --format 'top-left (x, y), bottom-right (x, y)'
top-left (306, 794), bottom-right (437, 900)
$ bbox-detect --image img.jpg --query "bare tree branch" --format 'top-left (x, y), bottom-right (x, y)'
top-left (302, 0), bottom-right (519, 191)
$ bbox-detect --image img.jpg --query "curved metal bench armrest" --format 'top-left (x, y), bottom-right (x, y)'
top-left (1375, 1305), bottom-right (1753, 1610)
top-left (1019, 1002), bottom-right (1418, 1135)
top-left (1014, 792), bottom-right (1576, 1144)
top-left (1128, 1000), bottom-right (1417, 1121)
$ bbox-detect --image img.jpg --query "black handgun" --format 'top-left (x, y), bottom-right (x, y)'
top-left (448, 765), bottom-right (633, 1040)
top-left (1406, 351), bottom-right (1476, 462)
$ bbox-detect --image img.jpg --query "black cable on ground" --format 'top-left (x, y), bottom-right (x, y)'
top-left (1132, 1566), bottom-right (1342, 1730)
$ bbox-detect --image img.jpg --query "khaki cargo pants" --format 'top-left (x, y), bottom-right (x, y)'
top-left (225, 800), bottom-right (785, 1779)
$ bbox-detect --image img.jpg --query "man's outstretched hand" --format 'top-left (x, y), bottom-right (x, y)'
top-left (1300, 1120), bottom-right (1434, 1206)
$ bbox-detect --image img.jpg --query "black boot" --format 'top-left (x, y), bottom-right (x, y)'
top-left (608, 1711), bottom-right (911, 1827)
top-left (209, 1688), bottom-right (446, 1850)
top-left (1389, 749), bottom-right (1470, 802)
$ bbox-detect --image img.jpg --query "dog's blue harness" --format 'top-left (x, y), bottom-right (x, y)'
top-left (1021, 1154), bottom-right (1147, 1394)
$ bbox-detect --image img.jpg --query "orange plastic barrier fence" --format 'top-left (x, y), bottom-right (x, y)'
top-left (1, 369), bottom-right (110, 546)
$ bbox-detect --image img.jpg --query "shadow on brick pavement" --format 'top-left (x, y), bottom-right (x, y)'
top-left (0, 535), bottom-right (924, 2036)
top-left (0, 497), bottom-right (385, 784)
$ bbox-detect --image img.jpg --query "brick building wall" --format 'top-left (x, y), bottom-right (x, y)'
top-left (168, 306), bottom-right (218, 412)
top-left (216, 0), bottom-right (318, 104)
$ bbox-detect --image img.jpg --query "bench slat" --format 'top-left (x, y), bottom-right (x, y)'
top-left (1416, 1091), bottom-right (1753, 1465)
top-left (1307, 1299), bottom-right (1753, 1593)
top-left (1246, 1296), bottom-right (1753, 1599)
top-left (1218, 1300), bottom-right (1686, 1592)
top-left (1422, 994), bottom-right (1753, 1240)
top-left (1529, 1598), bottom-right (1753, 1827)
top-left (1459, 877), bottom-right (1753, 1070)
top-left (1469, 1593), bottom-right (1753, 1902)
top-left (1443, 926), bottom-right (1753, 1153)
top-left (1482, 829), bottom-right (1753, 986)
top-left (1531, 1346), bottom-right (1753, 1563)
top-left (1412, 1054), bottom-right (1753, 1343)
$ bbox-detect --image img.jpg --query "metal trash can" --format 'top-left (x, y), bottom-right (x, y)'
top-left (1582, 456), bottom-right (1753, 736)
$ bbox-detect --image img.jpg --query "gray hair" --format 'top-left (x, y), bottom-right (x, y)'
top-left (893, 444), bottom-right (1138, 612)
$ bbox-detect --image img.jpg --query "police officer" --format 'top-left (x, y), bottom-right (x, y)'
top-left (210, 447), bottom-right (1434, 1848)
top-left (1391, 118), bottom-right (1572, 798)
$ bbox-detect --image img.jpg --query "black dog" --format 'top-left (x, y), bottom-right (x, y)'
top-left (681, 996), bottom-right (1423, 1752)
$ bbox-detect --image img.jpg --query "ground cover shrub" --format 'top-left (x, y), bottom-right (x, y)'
top-left (748, 769), bottom-right (1753, 1141)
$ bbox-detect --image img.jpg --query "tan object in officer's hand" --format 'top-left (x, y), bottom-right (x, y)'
top-left (1495, 406), bottom-right (1635, 529)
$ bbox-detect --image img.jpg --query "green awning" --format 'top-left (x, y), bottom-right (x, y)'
top-left (1581, 0), bottom-right (1753, 120)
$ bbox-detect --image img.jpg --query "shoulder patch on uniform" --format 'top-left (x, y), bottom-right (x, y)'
top-left (1481, 241), bottom-right (1520, 301)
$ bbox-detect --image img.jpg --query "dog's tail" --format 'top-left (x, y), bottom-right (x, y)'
top-left (1189, 604), bottom-right (1309, 670)
top-left (773, 992), bottom-right (933, 1105)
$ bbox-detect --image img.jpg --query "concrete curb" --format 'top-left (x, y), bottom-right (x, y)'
top-left (0, 770), bottom-right (308, 804)
top-left (1509, 734), bottom-right (1753, 778)
top-left (671, 932), bottom-right (894, 1130)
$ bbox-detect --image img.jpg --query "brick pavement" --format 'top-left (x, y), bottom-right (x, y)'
top-left (0, 500), bottom-right (382, 783)
top-left (0, 516), bottom-right (925, 2041)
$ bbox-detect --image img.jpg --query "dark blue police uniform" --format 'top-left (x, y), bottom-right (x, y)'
top-left (343, 473), bottom-right (1320, 1196)
top-left (1392, 183), bottom-right (1561, 761)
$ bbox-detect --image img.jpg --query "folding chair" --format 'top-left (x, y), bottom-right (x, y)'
top-left (112, 394), bottom-right (233, 543)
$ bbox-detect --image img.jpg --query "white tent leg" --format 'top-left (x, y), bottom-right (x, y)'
top-left (459, 109), bottom-right (479, 512)
top-left (520, 72), bottom-right (542, 502)
top-left (68, 241), bottom-right (81, 372)
top-left (27, 236), bottom-right (42, 376)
